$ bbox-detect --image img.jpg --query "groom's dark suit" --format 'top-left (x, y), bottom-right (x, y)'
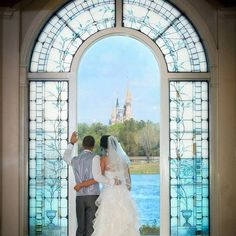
top-left (64, 144), bottom-right (100, 236)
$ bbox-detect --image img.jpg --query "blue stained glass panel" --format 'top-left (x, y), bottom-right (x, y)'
top-left (123, 0), bottom-right (208, 72)
top-left (29, 81), bottom-right (68, 236)
top-left (169, 81), bottom-right (209, 235)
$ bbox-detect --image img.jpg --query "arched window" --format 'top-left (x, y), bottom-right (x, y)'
top-left (30, 0), bottom-right (208, 73)
top-left (28, 1), bottom-right (210, 235)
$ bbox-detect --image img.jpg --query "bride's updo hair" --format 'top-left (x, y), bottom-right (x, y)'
top-left (100, 135), bottom-right (110, 149)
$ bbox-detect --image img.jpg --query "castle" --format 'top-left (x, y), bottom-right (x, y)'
top-left (110, 88), bottom-right (132, 124)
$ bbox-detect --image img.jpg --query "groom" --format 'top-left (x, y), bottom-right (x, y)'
top-left (63, 132), bottom-right (117, 236)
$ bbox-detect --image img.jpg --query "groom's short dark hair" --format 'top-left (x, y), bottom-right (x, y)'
top-left (82, 135), bottom-right (95, 149)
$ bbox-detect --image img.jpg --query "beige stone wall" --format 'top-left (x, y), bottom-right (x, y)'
top-left (0, 0), bottom-right (235, 235)
top-left (0, 10), bottom-right (3, 236)
top-left (188, 0), bottom-right (218, 43)
top-left (1, 10), bottom-right (20, 236)
top-left (218, 10), bottom-right (236, 235)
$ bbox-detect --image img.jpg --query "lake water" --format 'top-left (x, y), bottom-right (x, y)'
top-left (131, 174), bottom-right (160, 226)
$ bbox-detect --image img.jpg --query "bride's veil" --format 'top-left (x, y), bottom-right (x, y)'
top-left (107, 136), bottom-right (130, 172)
top-left (107, 136), bottom-right (131, 189)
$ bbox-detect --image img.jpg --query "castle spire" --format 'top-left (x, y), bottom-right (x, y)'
top-left (125, 87), bottom-right (132, 104)
top-left (124, 87), bottom-right (132, 121)
top-left (116, 98), bottom-right (119, 107)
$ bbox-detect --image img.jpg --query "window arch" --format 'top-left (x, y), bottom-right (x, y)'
top-left (30, 0), bottom-right (207, 73)
top-left (27, 1), bottom-right (210, 236)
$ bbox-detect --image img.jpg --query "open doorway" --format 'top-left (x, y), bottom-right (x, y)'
top-left (77, 35), bottom-right (160, 235)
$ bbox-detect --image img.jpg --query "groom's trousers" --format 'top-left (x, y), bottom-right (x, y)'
top-left (76, 195), bottom-right (99, 236)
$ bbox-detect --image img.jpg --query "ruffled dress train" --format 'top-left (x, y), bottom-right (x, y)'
top-left (92, 171), bottom-right (140, 236)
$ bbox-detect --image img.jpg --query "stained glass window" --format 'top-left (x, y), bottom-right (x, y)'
top-left (169, 81), bottom-right (209, 235)
top-left (123, 0), bottom-right (208, 72)
top-left (28, 1), bottom-right (210, 235)
top-left (29, 81), bottom-right (69, 236)
top-left (30, 0), bottom-right (115, 72)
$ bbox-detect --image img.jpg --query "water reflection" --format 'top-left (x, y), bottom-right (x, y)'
top-left (131, 174), bottom-right (160, 226)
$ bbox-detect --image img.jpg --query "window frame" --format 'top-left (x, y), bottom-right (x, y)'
top-left (19, 1), bottom-right (217, 236)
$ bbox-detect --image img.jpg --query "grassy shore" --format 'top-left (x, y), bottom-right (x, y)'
top-left (140, 224), bottom-right (160, 235)
top-left (129, 161), bottom-right (160, 174)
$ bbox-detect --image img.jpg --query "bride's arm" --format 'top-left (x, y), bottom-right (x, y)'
top-left (100, 156), bottom-right (107, 174)
top-left (124, 164), bottom-right (131, 191)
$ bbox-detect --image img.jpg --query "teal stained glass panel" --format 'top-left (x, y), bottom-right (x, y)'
top-left (169, 81), bottom-right (209, 235)
top-left (29, 81), bottom-right (68, 236)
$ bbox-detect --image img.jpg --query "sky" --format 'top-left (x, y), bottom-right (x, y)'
top-left (77, 36), bottom-right (160, 124)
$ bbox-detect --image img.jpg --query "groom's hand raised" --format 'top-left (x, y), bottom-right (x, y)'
top-left (70, 131), bottom-right (78, 144)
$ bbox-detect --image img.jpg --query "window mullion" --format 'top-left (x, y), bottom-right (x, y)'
top-left (115, 0), bottom-right (122, 27)
top-left (28, 73), bottom-right (71, 81)
top-left (168, 73), bottom-right (210, 80)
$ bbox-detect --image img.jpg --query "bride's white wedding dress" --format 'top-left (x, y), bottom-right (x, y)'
top-left (92, 169), bottom-right (140, 236)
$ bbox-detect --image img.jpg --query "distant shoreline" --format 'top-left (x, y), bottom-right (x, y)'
top-left (130, 156), bottom-right (159, 162)
top-left (129, 159), bottom-right (160, 174)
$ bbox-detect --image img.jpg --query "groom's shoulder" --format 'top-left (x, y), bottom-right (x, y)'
top-left (92, 154), bottom-right (101, 159)
top-left (91, 152), bottom-right (99, 158)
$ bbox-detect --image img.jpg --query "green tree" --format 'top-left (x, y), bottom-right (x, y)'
top-left (118, 119), bottom-right (139, 156)
top-left (77, 123), bottom-right (90, 146)
top-left (107, 123), bottom-right (123, 137)
top-left (77, 122), bottom-right (107, 153)
top-left (77, 120), bottom-right (160, 157)
top-left (136, 121), bottom-right (160, 161)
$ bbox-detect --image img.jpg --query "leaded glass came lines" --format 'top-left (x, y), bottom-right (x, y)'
top-left (169, 81), bottom-right (209, 235)
top-left (30, 0), bottom-right (115, 72)
top-left (30, 0), bottom-right (208, 73)
top-left (29, 81), bottom-right (68, 236)
top-left (123, 0), bottom-right (208, 72)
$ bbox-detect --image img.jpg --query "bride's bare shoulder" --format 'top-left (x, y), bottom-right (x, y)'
top-left (100, 155), bottom-right (109, 172)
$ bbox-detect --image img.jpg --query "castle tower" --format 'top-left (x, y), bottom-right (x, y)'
top-left (110, 98), bottom-right (119, 124)
top-left (116, 98), bottom-right (119, 107)
top-left (110, 107), bottom-right (117, 124)
top-left (124, 87), bottom-right (132, 121)
top-left (110, 98), bottom-right (124, 124)
top-left (116, 98), bottom-right (124, 123)
top-left (110, 88), bottom-right (132, 124)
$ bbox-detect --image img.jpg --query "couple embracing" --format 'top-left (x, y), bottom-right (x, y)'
top-left (63, 131), bottom-right (140, 236)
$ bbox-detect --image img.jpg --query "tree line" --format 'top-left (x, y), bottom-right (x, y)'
top-left (77, 119), bottom-right (160, 160)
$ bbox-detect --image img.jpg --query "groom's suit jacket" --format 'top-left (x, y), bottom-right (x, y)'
top-left (72, 149), bottom-right (100, 196)
top-left (63, 144), bottom-right (115, 196)
top-left (63, 144), bottom-right (100, 196)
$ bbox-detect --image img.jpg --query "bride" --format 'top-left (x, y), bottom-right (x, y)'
top-left (75, 135), bottom-right (140, 236)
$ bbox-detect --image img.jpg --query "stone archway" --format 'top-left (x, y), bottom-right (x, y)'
top-left (22, 1), bottom-right (213, 235)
